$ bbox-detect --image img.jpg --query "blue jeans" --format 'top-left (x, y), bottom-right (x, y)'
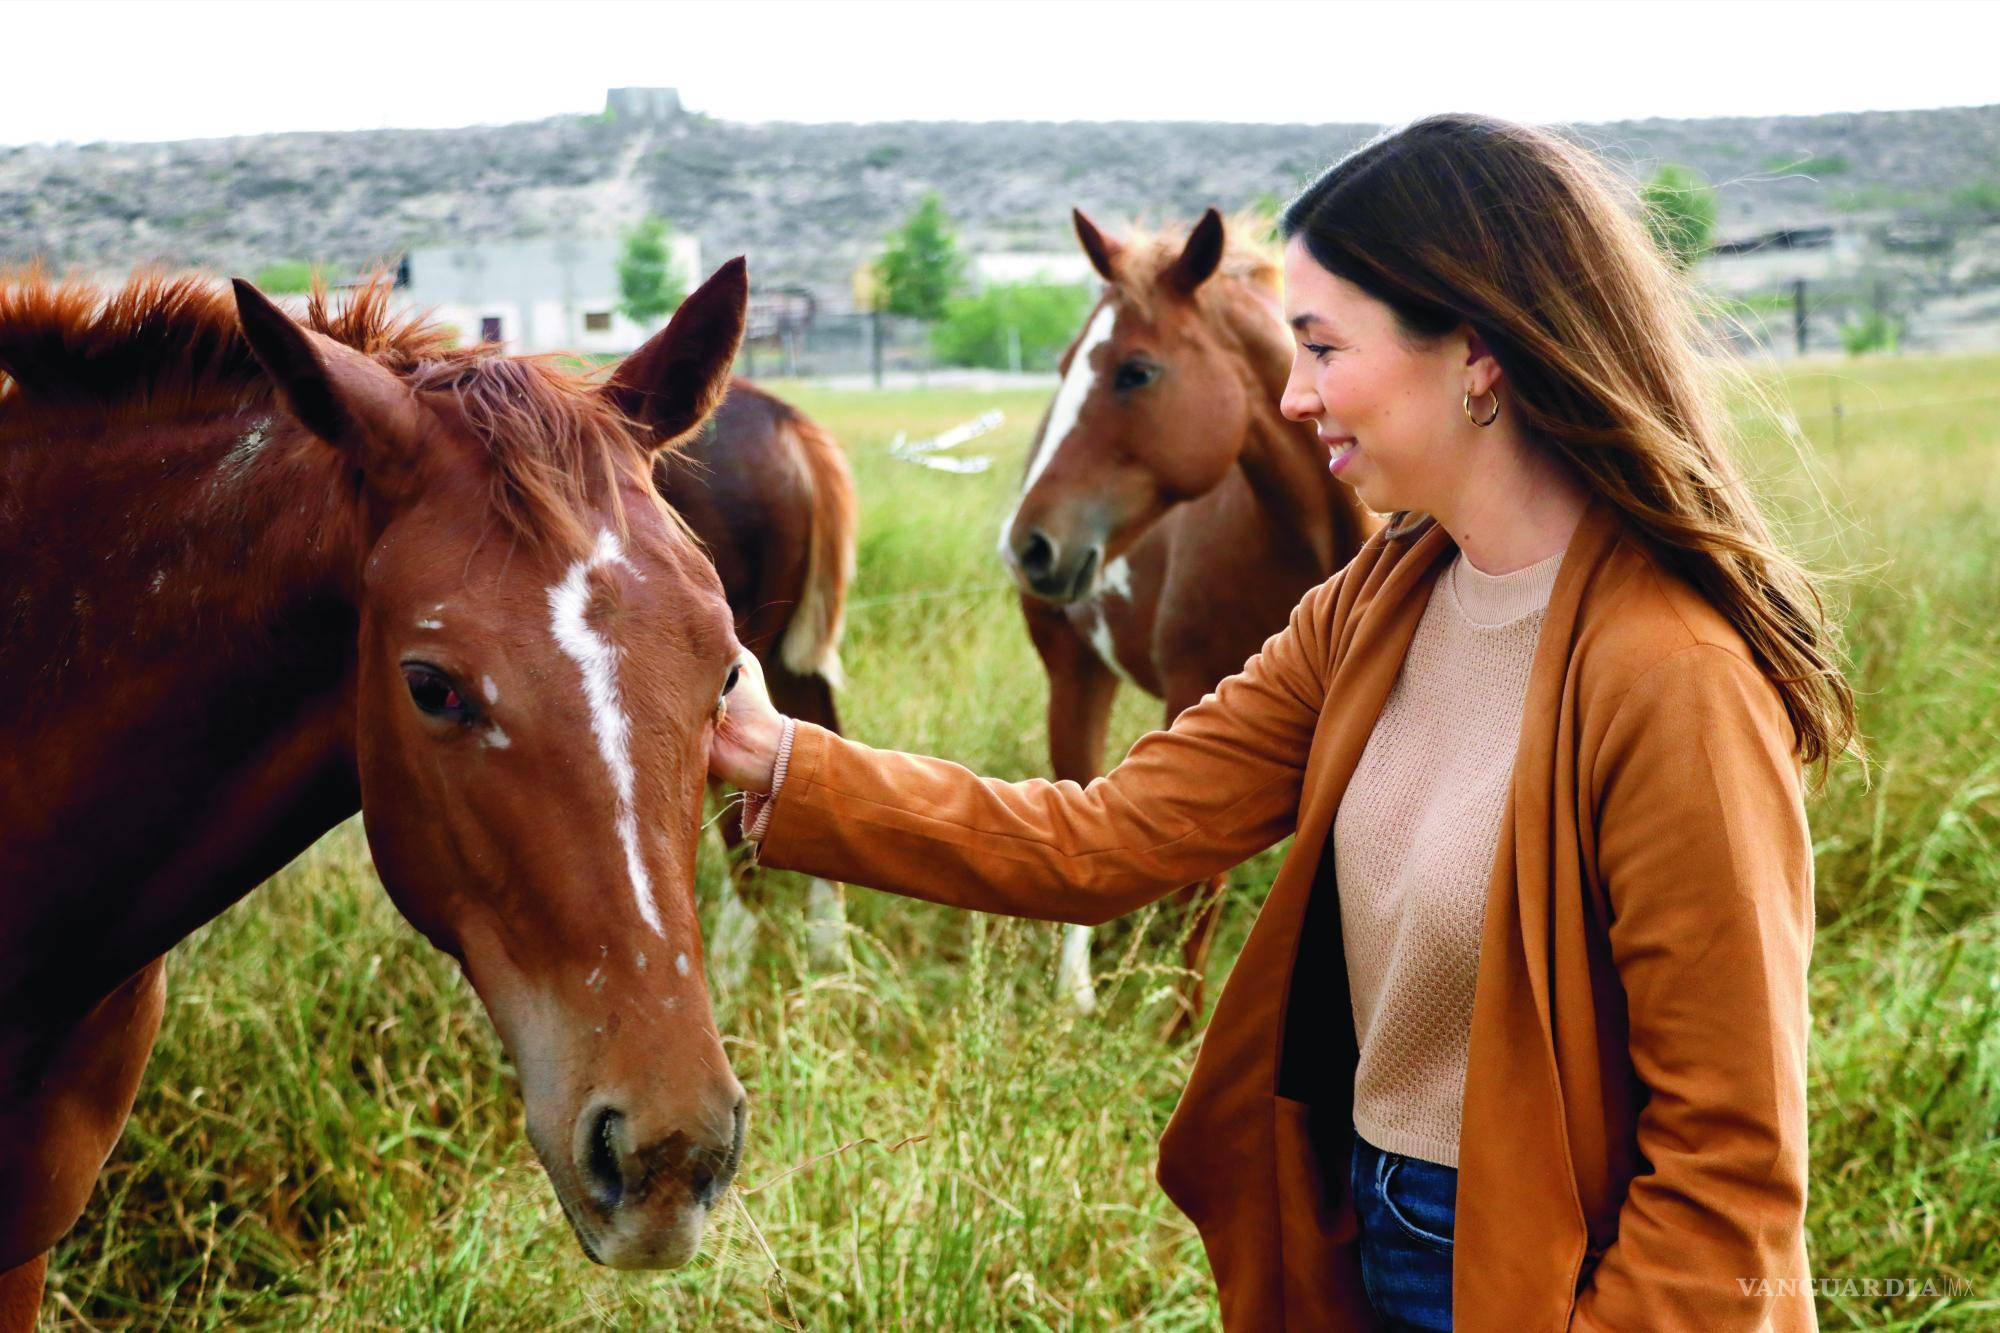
top-left (1349, 1126), bottom-right (1457, 1331)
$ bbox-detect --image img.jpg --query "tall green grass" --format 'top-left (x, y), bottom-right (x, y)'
top-left (46, 359), bottom-right (1999, 1328)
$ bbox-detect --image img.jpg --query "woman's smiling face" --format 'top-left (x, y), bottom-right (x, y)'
top-left (1278, 234), bottom-right (1474, 517)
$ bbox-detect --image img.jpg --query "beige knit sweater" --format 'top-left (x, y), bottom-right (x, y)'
top-left (1332, 539), bottom-right (1566, 1168)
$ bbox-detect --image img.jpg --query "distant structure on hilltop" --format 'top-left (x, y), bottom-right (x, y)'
top-left (398, 235), bottom-right (702, 353)
top-left (605, 87), bottom-right (685, 122)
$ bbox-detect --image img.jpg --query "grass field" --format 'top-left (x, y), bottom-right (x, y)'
top-left (46, 354), bottom-right (2000, 1329)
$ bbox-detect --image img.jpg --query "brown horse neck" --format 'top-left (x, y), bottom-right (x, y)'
top-left (0, 408), bottom-right (369, 1017)
top-left (1205, 283), bottom-right (1371, 576)
top-left (1230, 381), bottom-right (1354, 576)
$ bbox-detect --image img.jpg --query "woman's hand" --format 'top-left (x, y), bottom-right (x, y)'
top-left (709, 648), bottom-right (787, 793)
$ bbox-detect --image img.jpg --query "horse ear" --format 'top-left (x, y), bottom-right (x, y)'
top-left (1163, 208), bottom-right (1226, 298)
top-left (604, 256), bottom-right (748, 450)
top-left (232, 278), bottom-right (422, 476)
top-left (1073, 209), bottom-right (1122, 284)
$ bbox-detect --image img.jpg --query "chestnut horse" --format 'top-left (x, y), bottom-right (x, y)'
top-left (658, 380), bottom-right (857, 981)
top-left (999, 209), bottom-right (1378, 1039)
top-left (0, 262), bottom-right (755, 1325)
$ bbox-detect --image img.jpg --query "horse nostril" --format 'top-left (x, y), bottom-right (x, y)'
top-left (583, 1106), bottom-right (626, 1210)
top-left (690, 1096), bottom-right (749, 1209)
top-left (1018, 530), bottom-right (1056, 577)
top-left (1068, 545), bottom-right (1102, 600)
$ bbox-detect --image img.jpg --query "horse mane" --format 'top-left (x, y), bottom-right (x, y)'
top-left (0, 269), bottom-right (667, 553)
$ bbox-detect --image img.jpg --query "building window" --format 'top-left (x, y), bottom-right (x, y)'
top-left (479, 316), bottom-right (503, 344)
top-left (584, 311), bottom-right (613, 333)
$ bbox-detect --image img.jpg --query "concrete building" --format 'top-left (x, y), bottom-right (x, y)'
top-left (972, 252), bottom-right (1099, 289)
top-left (398, 235), bottom-right (703, 355)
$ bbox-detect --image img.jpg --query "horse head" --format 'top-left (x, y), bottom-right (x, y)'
top-left (1002, 208), bottom-right (1284, 603)
top-left (233, 260), bottom-right (750, 1269)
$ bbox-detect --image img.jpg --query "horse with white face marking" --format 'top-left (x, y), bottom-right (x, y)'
top-left (999, 210), bottom-right (1379, 1039)
top-left (0, 262), bottom-right (755, 1323)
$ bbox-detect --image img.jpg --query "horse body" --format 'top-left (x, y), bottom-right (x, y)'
top-left (0, 403), bottom-right (367, 1265)
top-left (1002, 210), bottom-right (1378, 1036)
top-left (2, 406), bottom-right (362, 993)
top-left (0, 265), bottom-right (756, 1321)
top-left (659, 378), bottom-right (857, 976)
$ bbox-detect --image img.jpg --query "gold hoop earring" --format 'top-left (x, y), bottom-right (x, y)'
top-left (1464, 387), bottom-right (1500, 428)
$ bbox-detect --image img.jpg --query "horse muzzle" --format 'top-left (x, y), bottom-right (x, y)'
top-left (539, 1083), bottom-right (748, 1270)
top-left (1007, 527), bottom-right (1103, 604)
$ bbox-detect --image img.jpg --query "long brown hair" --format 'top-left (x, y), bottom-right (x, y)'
top-left (1280, 113), bottom-right (1859, 785)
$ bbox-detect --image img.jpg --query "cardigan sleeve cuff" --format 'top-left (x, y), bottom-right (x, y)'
top-left (740, 715), bottom-right (797, 843)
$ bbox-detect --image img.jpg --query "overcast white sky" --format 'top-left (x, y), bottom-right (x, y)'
top-left (2, 0), bottom-right (1993, 145)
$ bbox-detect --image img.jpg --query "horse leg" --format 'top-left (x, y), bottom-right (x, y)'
top-left (1157, 875), bottom-right (1227, 1042)
top-left (703, 779), bottom-right (762, 998)
top-left (0, 958), bottom-right (167, 1316)
top-left (1027, 604), bottom-right (1119, 1013)
top-left (1159, 685), bottom-right (1227, 1042)
top-left (0, 1253), bottom-right (46, 1333)
top-left (766, 661), bottom-right (850, 972)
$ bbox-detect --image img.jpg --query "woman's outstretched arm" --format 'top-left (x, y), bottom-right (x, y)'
top-left (707, 572), bottom-right (1344, 927)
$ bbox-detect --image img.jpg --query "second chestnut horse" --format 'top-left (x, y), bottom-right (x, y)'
top-left (999, 209), bottom-right (1378, 1039)
top-left (658, 380), bottom-right (857, 982)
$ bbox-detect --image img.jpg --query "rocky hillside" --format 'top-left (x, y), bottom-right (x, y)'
top-left (5, 101), bottom-right (1998, 314)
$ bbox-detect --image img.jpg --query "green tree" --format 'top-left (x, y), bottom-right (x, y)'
top-left (1640, 163), bottom-right (1717, 270)
top-left (875, 192), bottom-right (968, 321)
top-left (617, 215), bottom-right (687, 326)
top-left (932, 281), bottom-right (1095, 371)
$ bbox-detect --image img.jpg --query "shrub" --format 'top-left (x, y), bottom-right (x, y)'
top-left (253, 260), bottom-right (325, 294)
top-left (1839, 308), bottom-right (1902, 356)
top-left (932, 281), bottom-right (1096, 372)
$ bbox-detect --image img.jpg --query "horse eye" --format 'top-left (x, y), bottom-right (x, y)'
top-left (1113, 360), bottom-right (1157, 392)
top-left (722, 662), bottom-right (742, 696)
top-left (404, 664), bottom-right (471, 720)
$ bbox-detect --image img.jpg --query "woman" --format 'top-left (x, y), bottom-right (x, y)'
top-left (709, 114), bottom-right (1856, 1331)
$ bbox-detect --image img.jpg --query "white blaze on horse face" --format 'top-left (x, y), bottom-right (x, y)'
top-left (1018, 301), bottom-right (1118, 500)
top-left (549, 528), bottom-right (663, 937)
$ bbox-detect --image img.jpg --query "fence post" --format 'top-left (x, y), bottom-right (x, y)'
top-left (1793, 278), bottom-right (1808, 356)
top-left (871, 309), bottom-right (884, 389)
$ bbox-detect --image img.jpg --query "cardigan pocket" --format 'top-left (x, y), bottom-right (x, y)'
top-left (1272, 1094), bottom-right (1377, 1328)
top-left (1273, 1095), bottom-right (1348, 1239)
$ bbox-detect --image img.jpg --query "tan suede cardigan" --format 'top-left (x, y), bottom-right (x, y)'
top-left (755, 492), bottom-right (1817, 1331)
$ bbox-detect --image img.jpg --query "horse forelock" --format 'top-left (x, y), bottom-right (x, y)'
top-left (1105, 211), bottom-right (1282, 319)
